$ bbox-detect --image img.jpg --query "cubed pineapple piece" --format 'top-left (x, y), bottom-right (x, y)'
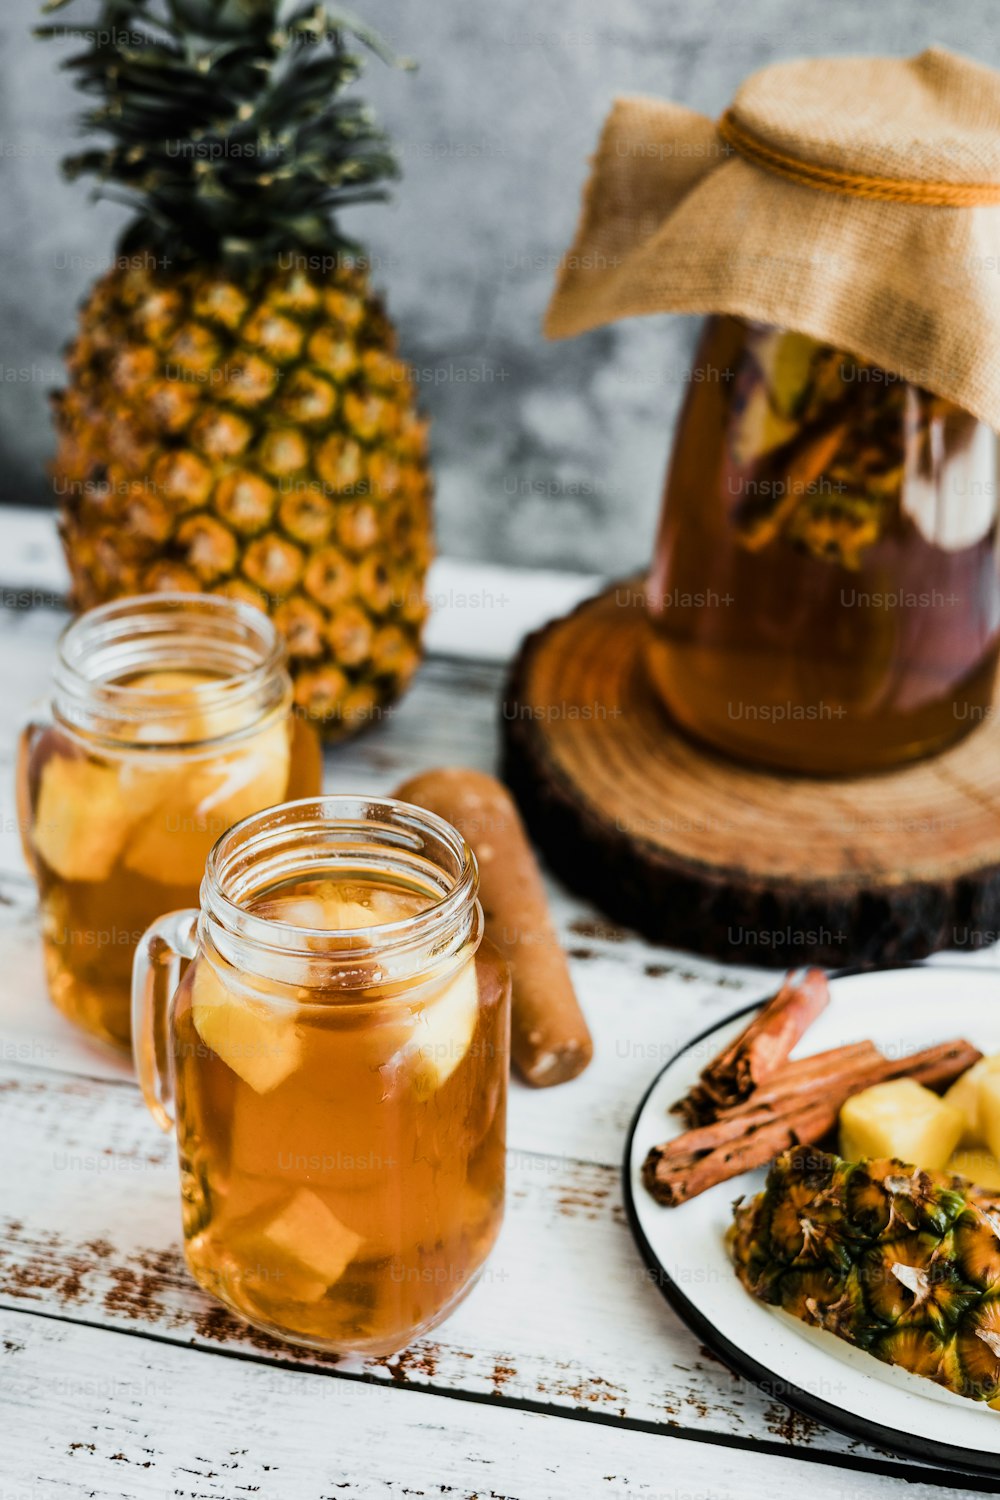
top-left (129, 669), bottom-right (250, 744)
top-left (233, 1188), bottom-right (364, 1303)
top-left (32, 754), bottom-right (132, 880)
top-left (187, 718), bottom-right (290, 824)
top-left (839, 1078), bottom-right (963, 1171)
top-left (399, 959), bottom-right (480, 1101)
top-left (124, 719), bottom-right (290, 883)
top-left (979, 1073), bottom-right (1000, 1166)
top-left (191, 959), bottom-right (301, 1093)
top-left (948, 1148), bottom-right (1000, 1191)
top-left (944, 1055), bottom-right (1000, 1147)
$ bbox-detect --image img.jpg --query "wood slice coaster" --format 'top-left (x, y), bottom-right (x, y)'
top-left (501, 580), bottom-right (1000, 967)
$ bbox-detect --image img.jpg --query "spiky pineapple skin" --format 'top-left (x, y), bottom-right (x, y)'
top-left (53, 258), bottom-right (432, 738)
top-left (730, 1146), bottom-right (1000, 1405)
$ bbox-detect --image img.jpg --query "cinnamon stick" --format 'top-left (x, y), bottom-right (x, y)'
top-left (644, 1098), bottom-right (840, 1206)
top-left (644, 1037), bottom-right (982, 1207)
top-left (676, 968), bottom-right (830, 1124)
top-left (722, 1040), bottom-right (881, 1116)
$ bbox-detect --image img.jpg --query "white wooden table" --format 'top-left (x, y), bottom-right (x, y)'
top-left (0, 507), bottom-right (993, 1498)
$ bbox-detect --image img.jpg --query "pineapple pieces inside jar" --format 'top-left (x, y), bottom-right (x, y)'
top-left (225, 1188), bottom-right (366, 1305)
top-left (189, 879), bottom-right (481, 1101)
top-left (190, 958), bottom-right (302, 1095)
top-left (32, 751), bottom-right (163, 881)
top-left (177, 879), bottom-right (501, 1335)
top-left (30, 667), bottom-right (291, 887)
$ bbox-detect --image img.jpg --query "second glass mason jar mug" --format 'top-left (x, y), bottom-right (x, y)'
top-left (646, 316), bottom-right (1000, 774)
top-left (132, 796), bottom-right (511, 1356)
top-left (17, 593), bottom-right (321, 1048)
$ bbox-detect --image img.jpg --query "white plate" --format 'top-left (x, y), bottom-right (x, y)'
top-left (624, 965), bottom-right (1000, 1477)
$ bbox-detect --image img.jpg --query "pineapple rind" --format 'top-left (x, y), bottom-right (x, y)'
top-left (731, 1147), bottom-right (1000, 1403)
top-left (53, 260), bottom-right (432, 739)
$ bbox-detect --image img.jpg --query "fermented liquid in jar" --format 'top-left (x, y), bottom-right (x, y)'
top-left (134, 797), bottom-right (511, 1355)
top-left (18, 594), bottom-right (321, 1046)
top-left (645, 316), bottom-right (1000, 773)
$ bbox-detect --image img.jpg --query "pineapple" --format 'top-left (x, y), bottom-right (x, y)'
top-left (839, 1079), bottom-right (964, 1172)
top-left (949, 1149), bottom-right (1000, 1192)
top-left (945, 1054), bottom-right (1000, 1147)
top-left (730, 1146), bottom-right (1000, 1405)
top-left (40, 0), bottom-right (432, 737)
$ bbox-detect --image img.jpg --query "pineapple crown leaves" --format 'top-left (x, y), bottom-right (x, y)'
top-left (37, 0), bottom-right (413, 269)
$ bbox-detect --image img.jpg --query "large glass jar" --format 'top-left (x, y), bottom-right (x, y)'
top-left (132, 796), bottom-right (510, 1356)
top-left (17, 594), bottom-right (322, 1047)
top-left (645, 316), bottom-right (1000, 774)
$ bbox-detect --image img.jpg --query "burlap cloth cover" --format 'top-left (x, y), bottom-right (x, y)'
top-left (545, 48), bottom-right (1000, 430)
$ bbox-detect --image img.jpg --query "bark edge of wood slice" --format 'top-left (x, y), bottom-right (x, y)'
top-left (500, 579), bottom-right (1000, 966)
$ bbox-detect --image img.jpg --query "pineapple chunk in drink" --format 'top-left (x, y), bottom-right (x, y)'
top-left (24, 666), bottom-right (316, 1048)
top-left (125, 719), bottom-right (290, 884)
top-left (395, 961), bottom-right (480, 1100)
top-left (191, 960), bottom-right (302, 1095)
top-left (839, 1078), bottom-right (963, 1170)
top-left (228, 1189), bottom-right (365, 1304)
top-left (172, 871), bottom-right (509, 1354)
top-left (33, 753), bottom-right (150, 881)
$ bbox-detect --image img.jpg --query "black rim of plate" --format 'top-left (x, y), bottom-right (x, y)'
top-left (621, 962), bottom-right (1000, 1481)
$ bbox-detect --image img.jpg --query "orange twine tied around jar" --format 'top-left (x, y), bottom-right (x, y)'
top-left (717, 108), bottom-right (1000, 206)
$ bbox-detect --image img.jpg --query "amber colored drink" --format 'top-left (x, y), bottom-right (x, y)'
top-left (169, 872), bottom-right (509, 1354)
top-left (646, 316), bottom-right (1000, 773)
top-left (19, 596), bottom-right (321, 1047)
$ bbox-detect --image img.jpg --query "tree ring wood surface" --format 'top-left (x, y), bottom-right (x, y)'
top-left (501, 579), bottom-right (1000, 966)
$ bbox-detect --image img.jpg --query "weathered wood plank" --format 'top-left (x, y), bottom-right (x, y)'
top-left (0, 1059), bottom-right (919, 1471)
top-left (4, 1308), bottom-right (980, 1500)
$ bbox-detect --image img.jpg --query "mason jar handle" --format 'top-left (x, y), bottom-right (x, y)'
top-left (15, 697), bottom-right (54, 880)
top-left (132, 909), bottom-right (199, 1133)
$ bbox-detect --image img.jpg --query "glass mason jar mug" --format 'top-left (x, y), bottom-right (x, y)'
top-left (132, 796), bottom-right (511, 1356)
top-left (646, 316), bottom-right (1000, 774)
top-left (17, 593), bottom-right (322, 1048)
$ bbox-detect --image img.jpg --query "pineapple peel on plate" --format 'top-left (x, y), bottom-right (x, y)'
top-left (731, 1146), bottom-right (1000, 1408)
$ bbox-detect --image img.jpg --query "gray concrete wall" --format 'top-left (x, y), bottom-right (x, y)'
top-left (2, 0), bottom-right (998, 572)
